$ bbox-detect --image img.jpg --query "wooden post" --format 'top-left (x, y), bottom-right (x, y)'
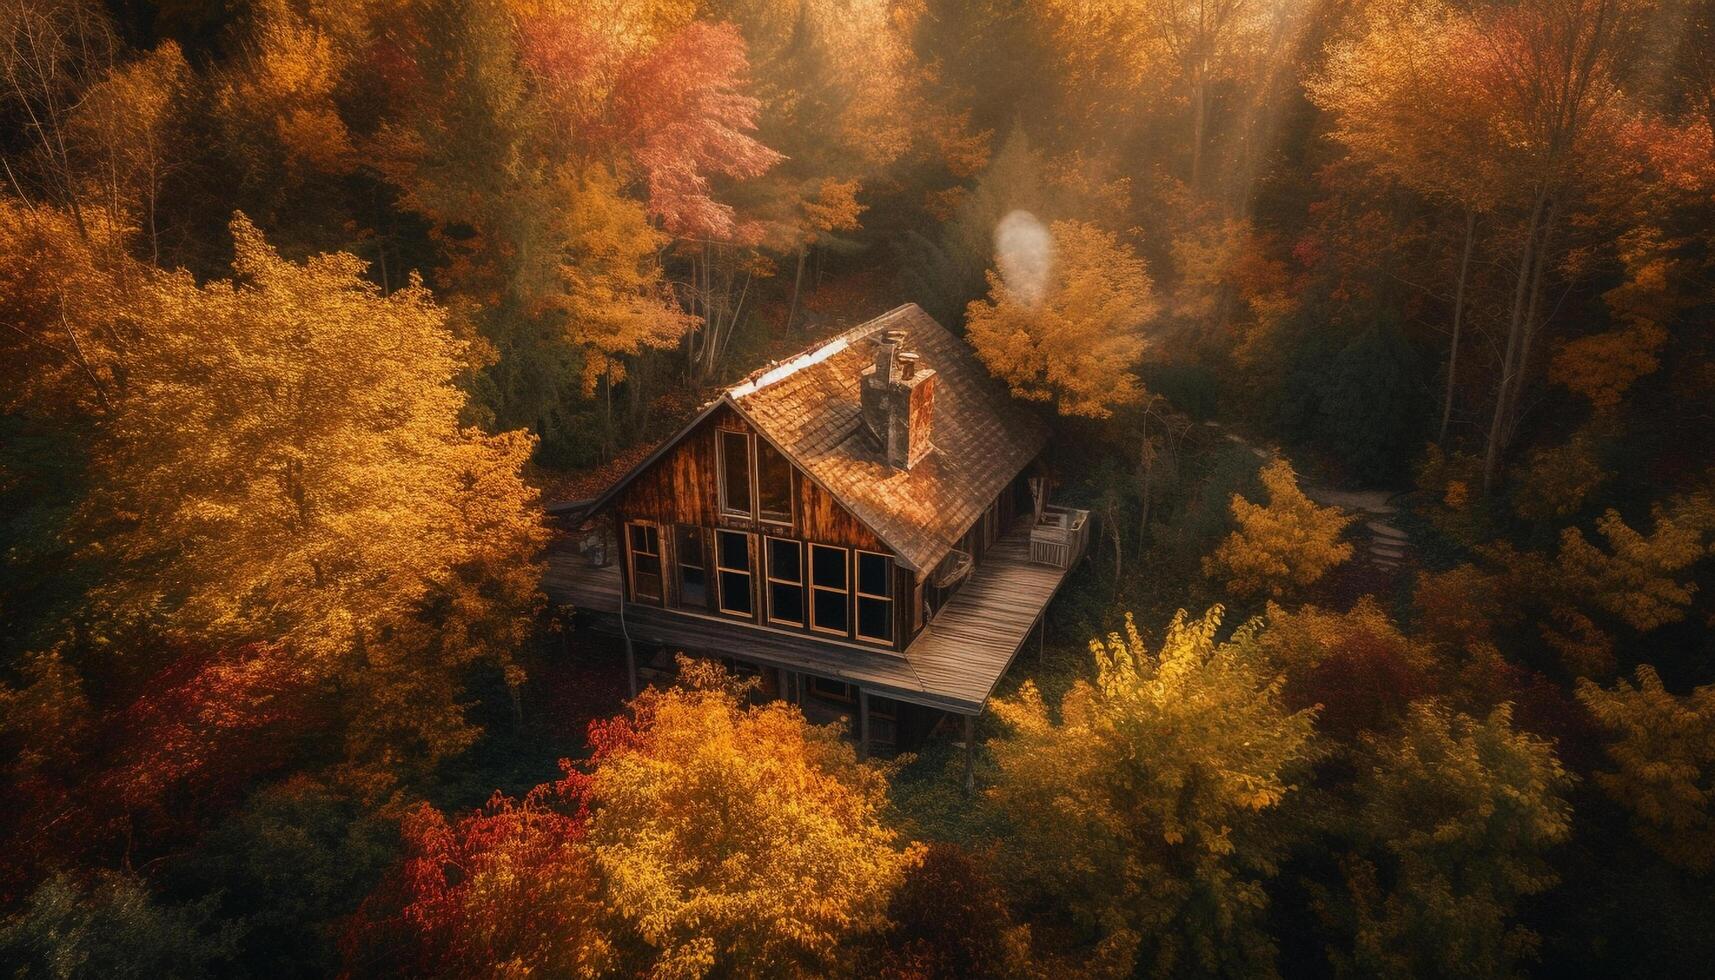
top-left (857, 688), bottom-right (870, 761)
top-left (963, 713), bottom-right (977, 795)
top-left (624, 637), bottom-right (638, 698)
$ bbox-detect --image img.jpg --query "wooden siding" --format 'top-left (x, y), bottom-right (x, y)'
top-left (609, 404), bottom-right (904, 649)
top-left (615, 404), bottom-right (883, 552)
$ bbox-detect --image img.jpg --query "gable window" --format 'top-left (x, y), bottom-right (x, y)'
top-left (626, 522), bottom-right (662, 604)
top-left (675, 525), bottom-right (708, 611)
top-left (856, 550), bottom-right (894, 644)
top-left (715, 529), bottom-right (754, 617)
top-left (756, 440), bottom-right (794, 525)
top-left (765, 537), bottom-right (805, 626)
top-left (810, 543), bottom-right (850, 636)
top-left (718, 429), bottom-right (753, 517)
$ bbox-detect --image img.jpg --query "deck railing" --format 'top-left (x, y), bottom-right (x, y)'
top-left (1029, 505), bottom-right (1091, 569)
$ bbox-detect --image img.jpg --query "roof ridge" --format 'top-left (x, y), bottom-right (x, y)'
top-left (725, 304), bottom-right (918, 398)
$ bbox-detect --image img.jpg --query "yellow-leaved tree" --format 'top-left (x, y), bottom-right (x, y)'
top-left (1578, 666), bottom-right (1715, 873)
top-left (1204, 458), bottom-right (1354, 598)
top-left (585, 658), bottom-right (919, 978)
top-left (987, 607), bottom-right (1318, 977)
top-left (546, 165), bottom-right (697, 399)
top-left (1336, 702), bottom-right (1572, 977)
top-left (79, 213), bottom-right (546, 787)
top-left (1555, 506), bottom-right (1712, 632)
top-left (964, 219), bottom-right (1156, 419)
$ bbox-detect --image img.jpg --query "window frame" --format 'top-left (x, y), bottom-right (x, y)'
top-left (809, 543), bottom-right (852, 637)
top-left (854, 549), bottom-right (894, 645)
top-left (625, 521), bottom-right (663, 605)
top-left (764, 536), bottom-right (806, 628)
top-left (674, 524), bottom-right (709, 612)
top-left (714, 529), bottom-right (755, 618)
top-left (754, 438), bottom-right (795, 527)
top-left (717, 428), bottom-right (754, 519)
top-left (806, 676), bottom-right (854, 703)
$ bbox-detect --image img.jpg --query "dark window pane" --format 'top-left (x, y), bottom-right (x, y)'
top-left (680, 567), bottom-right (706, 607)
top-left (808, 677), bottom-right (852, 702)
top-left (767, 538), bottom-right (801, 582)
top-left (720, 431), bottom-right (751, 513)
top-left (676, 526), bottom-right (703, 567)
top-left (858, 597), bottom-right (891, 641)
top-left (719, 571), bottom-right (752, 614)
top-left (718, 531), bottom-right (750, 571)
top-left (811, 546), bottom-right (847, 588)
top-left (757, 441), bottom-right (793, 519)
top-left (629, 524), bottom-right (655, 554)
top-left (857, 552), bottom-right (889, 596)
top-left (635, 572), bottom-right (661, 601)
top-left (634, 555), bottom-right (660, 577)
top-left (769, 583), bottom-right (804, 623)
top-left (813, 589), bottom-right (848, 633)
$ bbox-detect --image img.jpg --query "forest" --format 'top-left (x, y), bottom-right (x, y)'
top-left (2, 0), bottom-right (1714, 976)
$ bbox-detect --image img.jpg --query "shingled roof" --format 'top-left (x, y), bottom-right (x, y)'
top-left (570, 304), bottom-right (1047, 574)
top-left (729, 304), bottom-right (1046, 573)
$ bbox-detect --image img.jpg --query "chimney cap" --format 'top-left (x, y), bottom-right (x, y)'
top-left (897, 351), bottom-right (920, 378)
top-left (882, 329), bottom-right (908, 346)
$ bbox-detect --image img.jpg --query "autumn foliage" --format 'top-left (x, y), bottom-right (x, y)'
top-left (5, 0), bottom-right (1715, 974)
top-left (584, 658), bottom-right (918, 978)
top-left (988, 607), bottom-right (1318, 976)
top-left (1204, 458), bottom-right (1355, 598)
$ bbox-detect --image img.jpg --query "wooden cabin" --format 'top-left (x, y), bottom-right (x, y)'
top-left (543, 304), bottom-right (1089, 778)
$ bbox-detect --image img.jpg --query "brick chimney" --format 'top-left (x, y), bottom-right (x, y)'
top-left (861, 330), bottom-right (936, 468)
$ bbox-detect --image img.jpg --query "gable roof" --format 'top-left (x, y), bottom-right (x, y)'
top-left (566, 304), bottom-right (1048, 573)
top-left (730, 304), bottom-right (1046, 572)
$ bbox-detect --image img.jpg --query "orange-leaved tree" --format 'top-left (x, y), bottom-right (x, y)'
top-left (585, 657), bottom-right (919, 978)
top-left (77, 214), bottom-right (546, 788)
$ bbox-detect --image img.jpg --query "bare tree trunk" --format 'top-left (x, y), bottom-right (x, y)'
top-left (1506, 199), bottom-right (1559, 451)
top-left (1438, 209), bottom-right (1477, 444)
top-left (1189, 70), bottom-right (1208, 193)
top-left (1482, 190), bottom-right (1548, 494)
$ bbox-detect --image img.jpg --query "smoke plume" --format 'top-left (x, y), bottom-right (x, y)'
top-left (994, 210), bottom-right (1054, 308)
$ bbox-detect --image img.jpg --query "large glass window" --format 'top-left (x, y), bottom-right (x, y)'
top-left (675, 525), bottom-right (707, 610)
top-left (715, 529), bottom-right (754, 617)
top-left (718, 429), bottom-right (752, 517)
top-left (810, 543), bottom-right (850, 635)
top-left (756, 440), bottom-right (793, 525)
top-left (856, 551), bottom-right (893, 644)
top-left (765, 537), bottom-right (805, 626)
top-left (627, 522), bottom-right (662, 604)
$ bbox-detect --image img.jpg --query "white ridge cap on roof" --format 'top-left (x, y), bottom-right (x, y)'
top-left (727, 334), bottom-right (853, 398)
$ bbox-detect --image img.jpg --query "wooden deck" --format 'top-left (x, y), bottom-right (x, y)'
top-left (542, 539), bottom-right (622, 614)
top-left (904, 525), bottom-right (1070, 709)
top-left (541, 519), bottom-right (1072, 714)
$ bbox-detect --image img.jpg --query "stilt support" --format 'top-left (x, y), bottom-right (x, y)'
top-left (858, 689), bottom-right (870, 761)
top-left (624, 636), bottom-right (638, 698)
